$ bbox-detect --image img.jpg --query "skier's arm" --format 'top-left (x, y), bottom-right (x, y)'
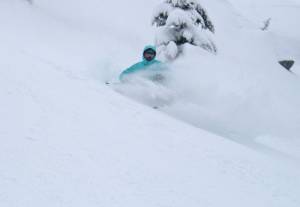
top-left (119, 69), bottom-right (130, 81)
top-left (119, 63), bottom-right (140, 81)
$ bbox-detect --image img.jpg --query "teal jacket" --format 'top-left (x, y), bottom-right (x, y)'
top-left (120, 45), bottom-right (163, 81)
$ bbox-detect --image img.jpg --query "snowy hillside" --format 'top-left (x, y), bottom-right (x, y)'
top-left (1, 0), bottom-right (300, 207)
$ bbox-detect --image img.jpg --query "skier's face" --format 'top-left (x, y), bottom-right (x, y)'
top-left (143, 49), bottom-right (156, 61)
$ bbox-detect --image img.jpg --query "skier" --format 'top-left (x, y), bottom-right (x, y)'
top-left (119, 45), bottom-right (166, 82)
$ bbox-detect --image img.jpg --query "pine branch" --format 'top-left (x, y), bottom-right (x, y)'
top-left (261, 18), bottom-right (271, 31)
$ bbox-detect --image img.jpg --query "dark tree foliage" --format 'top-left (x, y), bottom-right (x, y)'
top-left (153, 0), bottom-right (215, 33)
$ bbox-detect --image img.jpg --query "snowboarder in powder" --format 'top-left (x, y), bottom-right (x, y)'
top-left (119, 45), bottom-right (166, 82)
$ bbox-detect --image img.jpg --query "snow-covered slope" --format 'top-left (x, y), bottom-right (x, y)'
top-left (163, 0), bottom-right (300, 158)
top-left (226, 0), bottom-right (300, 72)
top-left (1, 0), bottom-right (300, 207)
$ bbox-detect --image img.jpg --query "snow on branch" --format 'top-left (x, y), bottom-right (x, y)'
top-left (152, 0), bottom-right (217, 60)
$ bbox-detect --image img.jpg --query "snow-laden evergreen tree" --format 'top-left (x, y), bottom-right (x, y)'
top-left (152, 0), bottom-right (217, 60)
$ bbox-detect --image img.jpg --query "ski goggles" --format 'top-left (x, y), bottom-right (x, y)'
top-left (143, 49), bottom-right (156, 60)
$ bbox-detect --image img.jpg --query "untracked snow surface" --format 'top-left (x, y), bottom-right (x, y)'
top-left (1, 0), bottom-right (300, 207)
